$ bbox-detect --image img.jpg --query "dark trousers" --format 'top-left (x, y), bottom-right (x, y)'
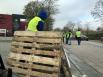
top-left (77, 37), bottom-right (81, 45)
top-left (66, 38), bottom-right (69, 44)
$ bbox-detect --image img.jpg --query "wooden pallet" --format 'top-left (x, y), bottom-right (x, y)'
top-left (7, 54), bottom-right (60, 77)
top-left (7, 52), bottom-right (61, 77)
top-left (7, 31), bottom-right (62, 77)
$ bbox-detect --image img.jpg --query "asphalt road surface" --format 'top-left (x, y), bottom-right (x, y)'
top-left (0, 41), bottom-right (11, 64)
top-left (65, 41), bottom-right (103, 77)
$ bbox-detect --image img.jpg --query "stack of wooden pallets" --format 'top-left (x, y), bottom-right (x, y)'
top-left (7, 31), bottom-right (62, 77)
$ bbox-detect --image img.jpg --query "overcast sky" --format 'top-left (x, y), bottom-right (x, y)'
top-left (0, 0), bottom-right (101, 30)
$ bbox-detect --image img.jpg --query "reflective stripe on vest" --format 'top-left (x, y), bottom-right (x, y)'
top-left (27, 16), bottom-right (43, 32)
top-left (76, 31), bottom-right (81, 37)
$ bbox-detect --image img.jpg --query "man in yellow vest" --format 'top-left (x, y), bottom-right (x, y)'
top-left (76, 29), bottom-right (81, 45)
top-left (66, 30), bottom-right (72, 45)
top-left (27, 9), bottom-right (48, 32)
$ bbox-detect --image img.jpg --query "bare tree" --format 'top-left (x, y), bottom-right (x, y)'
top-left (91, 0), bottom-right (103, 19)
top-left (97, 26), bottom-right (103, 31)
top-left (65, 21), bottom-right (75, 31)
top-left (53, 27), bottom-right (61, 31)
top-left (91, 0), bottom-right (103, 31)
top-left (42, 0), bottom-right (59, 17)
top-left (62, 26), bottom-right (70, 32)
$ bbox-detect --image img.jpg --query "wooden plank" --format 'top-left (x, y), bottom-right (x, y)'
top-left (8, 52), bottom-right (60, 66)
top-left (7, 59), bottom-right (59, 72)
top-left (11, 42), bottom-right (33, 47)
top-left (13, 36), bottom-right (34, 42)
top-left (11, 46), bottom-right (33, 53)
top-left (36, 31), bottom-right (62, 38)
top-left (32, 50), bottom-right (61, 57)
top-left (14, 31), bottom-right (36, 37)
top-left (35, 37), bottom-right (62, 44)
top-left (10, 67), bottom-right (58, 77)
top-left (34, 43), bottom-right (61, 49)
top-left (11, 46), bottom-right (61, 57)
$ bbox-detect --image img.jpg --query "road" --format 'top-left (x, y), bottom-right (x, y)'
top-left (65, 41), bottom-right (103, 77)
top-left (0, 41), bottom-right (11, 65)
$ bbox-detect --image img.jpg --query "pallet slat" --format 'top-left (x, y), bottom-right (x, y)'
top-left (11, 46), bottom-right (60, 57)
top-left (11, 42), bottom-right (33, 47)
top-left (7, 59), bottom-right (59, 72)
top-left (8, 53), bottom-right (60, 66)
top-left (13, 36), bottom-right (34, 42)
top-left (14, 31), bottom-right (36, 36)
top-left (11, 67), bottom-right (58, 77)
top-left (34, 43), bottom-right (61, 49)
top-left (35, 31), bottom-right (62, 38)
top-left (35, 37), bottom-right (62, 44)
top-left (32, 50), bottom-right (61, 57)
top-left (11, 46), bottom-right (33, 53)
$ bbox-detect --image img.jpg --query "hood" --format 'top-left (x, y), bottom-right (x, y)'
top-left (38, 9), bottom-right (48, 20)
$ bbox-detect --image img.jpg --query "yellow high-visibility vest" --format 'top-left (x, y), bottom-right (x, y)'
top-left (67, 32), bottom-right (72, 38)
top-left (76, 31), bottom-right (81, 37)
top-left (27, 16), bottom-right (43, 32)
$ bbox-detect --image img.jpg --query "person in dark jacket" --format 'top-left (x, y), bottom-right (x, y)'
top-left (66, 30), bottom-right (72, 45)
top-left (27, 9), bottom-right (48, 32)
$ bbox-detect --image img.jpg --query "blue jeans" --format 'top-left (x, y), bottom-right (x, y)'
top-left (68, 38), bottom-right (72, 45)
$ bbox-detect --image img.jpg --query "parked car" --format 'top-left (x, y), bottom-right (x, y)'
top-left (81, 35), bottom-right (88, 41)
top-left (101, 37), bottom-right (103, 42)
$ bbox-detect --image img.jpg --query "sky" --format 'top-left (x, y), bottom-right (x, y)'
top-left (0, 0), bottom-right (101, 30)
